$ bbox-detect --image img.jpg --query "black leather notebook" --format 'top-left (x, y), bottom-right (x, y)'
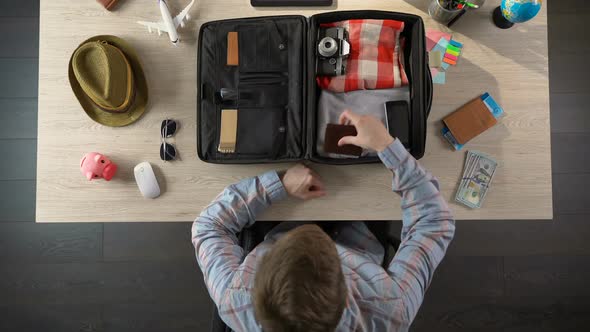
top-left (385, 100), bottom-right (410, 146)
top-left (323, 124), bottom-right (362, 157)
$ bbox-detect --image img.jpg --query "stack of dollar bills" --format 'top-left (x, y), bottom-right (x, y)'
top-left (455, 151), bottom-right (497, 209)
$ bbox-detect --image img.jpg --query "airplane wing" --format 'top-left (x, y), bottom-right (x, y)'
top-left (137, 20), bottom-right (170, 34)
top-left (173, 0), bottom-right (196, 28)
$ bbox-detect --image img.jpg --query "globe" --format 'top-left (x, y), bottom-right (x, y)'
top-left (501, 0), bottom-right (543, 23)
top-left (493, 0), bottom-right (542, 29)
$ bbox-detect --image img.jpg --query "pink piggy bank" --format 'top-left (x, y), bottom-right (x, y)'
top-left (80, 152), bottom-right (118, 181)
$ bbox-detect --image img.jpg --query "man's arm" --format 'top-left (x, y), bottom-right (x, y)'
top-left (379, 139), bottom-right (455, 321)
top-left (191, 171), bottom-right (286, 305)
top-left (338, 110), bottom-right (455, 322)
top-left (191, 165), bottom-right (326, 307)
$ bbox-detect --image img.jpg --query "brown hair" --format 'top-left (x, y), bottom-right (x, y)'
top-left (253, 224), bottom-right (347, 332)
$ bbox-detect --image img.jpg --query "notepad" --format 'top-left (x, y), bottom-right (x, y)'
top-left (429, 51), bottom-right (443, 68)
top-left (426, 30), bottom-right (452, 52)
top-left (218, 109), bottom-right (238, 153)
top-left (433, 70), bottom-right (446, 84)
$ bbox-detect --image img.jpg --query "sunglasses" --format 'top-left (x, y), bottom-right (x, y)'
top-left (160, 119), bottom-right (178, 161)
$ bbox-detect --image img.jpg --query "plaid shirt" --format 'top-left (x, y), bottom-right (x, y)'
top-left (317, 19), bottom-right (410, 92)
top-left (192, 140), bottom-right (455, 332)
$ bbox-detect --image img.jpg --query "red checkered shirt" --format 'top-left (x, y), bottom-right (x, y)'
top-left (317, 19), bottom-right (410, 92)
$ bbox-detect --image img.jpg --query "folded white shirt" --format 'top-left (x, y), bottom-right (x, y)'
top-left (316, 87), bottom-right (411, 158)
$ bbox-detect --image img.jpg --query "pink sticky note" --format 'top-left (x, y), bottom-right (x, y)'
top-left (430, 67), bottom-right (439, 78)
top-left (444, 53), bottom-right (458, 61)
top-left (426, 29), bottom-right (452, 52)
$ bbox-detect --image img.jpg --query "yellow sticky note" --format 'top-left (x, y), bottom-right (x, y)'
top-left (429, 51), bottom-right (443, 68)
top-left (447, 49), bottom-right (460, 57)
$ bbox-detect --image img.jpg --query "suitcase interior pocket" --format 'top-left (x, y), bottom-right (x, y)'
top-left (238, 77), bottom-right (288, 108)
top-left (237, 23), bottom-right (288, 73)
top-left (235, 108), bottom-right (285, 156)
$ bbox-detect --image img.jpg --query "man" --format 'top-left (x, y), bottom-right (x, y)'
top-left (192, 110), bottom-right (455, 331)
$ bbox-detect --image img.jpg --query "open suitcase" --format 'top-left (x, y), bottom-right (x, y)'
top-left (197, 10), bottom-right (432, 164)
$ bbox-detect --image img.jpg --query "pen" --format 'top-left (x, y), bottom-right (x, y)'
top-left (447, 8), bottom-right (467, 27)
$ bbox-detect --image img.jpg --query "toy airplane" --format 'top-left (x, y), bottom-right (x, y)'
top-left (137, 0), bottom-right (195, 45)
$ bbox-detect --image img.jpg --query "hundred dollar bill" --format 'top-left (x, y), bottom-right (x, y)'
top-left (456, 151), bottom-right (497, 209)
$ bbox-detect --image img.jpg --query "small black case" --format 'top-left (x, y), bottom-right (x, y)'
top-left (197, 11), bottom-right (433, 164)
top-left (251, 0), bottom-right (333, 6)
top-left (385, 100), bottom-right (410, 146)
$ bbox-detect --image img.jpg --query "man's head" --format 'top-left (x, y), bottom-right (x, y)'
top-left (253, 224), bottom-right (347, 332)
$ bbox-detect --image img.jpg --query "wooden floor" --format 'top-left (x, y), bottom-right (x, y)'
top-left (1, 0), bottom-right (590, 331)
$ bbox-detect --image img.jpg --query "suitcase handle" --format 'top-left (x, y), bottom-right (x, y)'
top-left (425, 63), bottom-right (433, 117)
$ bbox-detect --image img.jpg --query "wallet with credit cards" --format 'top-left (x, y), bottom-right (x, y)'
top-left (441, 93), bottom-right (504, 150)
top-left (197, 12), bottom-right (433, 164)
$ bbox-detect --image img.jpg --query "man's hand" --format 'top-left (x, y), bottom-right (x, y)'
top-left (337, 110), bottom-right (395, 152)
top-left (280, 164), bottom-right (326, 200)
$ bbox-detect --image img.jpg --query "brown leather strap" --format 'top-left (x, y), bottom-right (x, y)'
top-left (227, 32), bottom-right (239, 66)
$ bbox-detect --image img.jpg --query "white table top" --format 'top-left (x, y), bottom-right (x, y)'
top-left (36, 0), bottom-right (552, 222)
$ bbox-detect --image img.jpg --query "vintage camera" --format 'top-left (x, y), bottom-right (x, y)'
top-left (316, 27), bottom-right (351, 76)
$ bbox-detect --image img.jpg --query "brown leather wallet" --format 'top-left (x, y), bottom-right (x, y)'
top-left (97, 0), bottom-right (119, 10)
top-left (324, 124), bottom-right (362, 157)
top-left (443, 97), bottom-right (497, 145)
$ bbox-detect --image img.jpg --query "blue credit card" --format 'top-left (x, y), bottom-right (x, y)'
top-left (481, 92), bottom-right (504, 119)
top-left (442, 125), bottom-right (464, 150)
top-left (441, 92), bottom-right (504, 150)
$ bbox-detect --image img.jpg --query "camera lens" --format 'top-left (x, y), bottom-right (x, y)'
top-left (318, 37), bottom-right (338, 57)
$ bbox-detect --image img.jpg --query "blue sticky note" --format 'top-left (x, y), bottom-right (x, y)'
top-left (441, 61), bottom-right (450, 70)
top-left (433, 71), bottom-right (446, 84)
top-left (431, 37), bottom-right (449, 58)
top-left (449, 39), bottom-right (463, 48)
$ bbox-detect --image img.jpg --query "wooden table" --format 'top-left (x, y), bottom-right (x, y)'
top-left (36, 0), bottom-right (551, 222)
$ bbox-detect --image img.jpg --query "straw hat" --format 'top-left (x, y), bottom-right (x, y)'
top-left (68, 35), bottom-right (148, 127)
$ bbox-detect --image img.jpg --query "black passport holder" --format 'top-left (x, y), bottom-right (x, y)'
top-left (197, 10), bottom-right (432, 164)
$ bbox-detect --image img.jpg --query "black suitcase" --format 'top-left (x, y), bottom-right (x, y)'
top-left (197, 10), bottom-right (433, 164)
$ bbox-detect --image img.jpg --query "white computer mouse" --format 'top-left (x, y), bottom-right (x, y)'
top-left (134, 162), bottom-right (161, 199)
